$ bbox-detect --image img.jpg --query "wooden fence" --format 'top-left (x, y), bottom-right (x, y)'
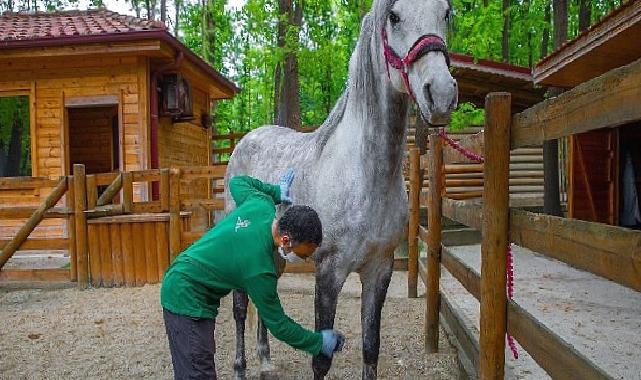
top-left (0, 176), bottom-right (73, 282)
top-left (408, 55), bottom-right (641, 380)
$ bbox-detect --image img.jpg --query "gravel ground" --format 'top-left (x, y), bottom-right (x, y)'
top-left (0, 272), bottom-right (460, 380)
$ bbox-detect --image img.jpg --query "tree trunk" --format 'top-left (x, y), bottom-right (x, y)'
top-left (6, 117), bottom-right (23, 177)
top-left (579, 0), bottom-right (591, 31)
top-left (145, 0), bottom-right (151, 19)
top-left (0, 141), bottom-right (7, 177)
top-left (160, 0), bottom-right (166, 23)
top-left (276, 0), bottom-right (302, 130)
top-left (541, 1), bottom-right (551, 58)
top-left (543, 0), bottom-right (568, 217)
top-left (174, 0), bottom-right (181, 36)
top-left (132, 0), bottom-right (142, 18)
top-left (202, 0), bottom-right (216, 65)
top-left (273, 63), bottom-right (282, 125)
top-left (502, 0), bottom-right (510, 62)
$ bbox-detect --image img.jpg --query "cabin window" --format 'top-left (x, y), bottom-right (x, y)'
top-left (0, 95), bottom-right (31, 177)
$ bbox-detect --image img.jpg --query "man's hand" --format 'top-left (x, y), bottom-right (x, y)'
top-left (279, 169), bottom-right (295, 205)
top-left (320, 329), bottom-right (345, 358)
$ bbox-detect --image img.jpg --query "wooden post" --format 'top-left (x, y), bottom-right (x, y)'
top-left (67, 175), bottom-right (77, 282)
top-left (73, 164), bottom-right (89, 288)
top-left (160, 168), bottom-right (170, 212)
top-left (86, 175), bottom-right (97, 210)
top-left (0, 177), bottom-right (68, 269)
top-left (479, 93), bottom-right (511, 379)
top-left (425, 131), bottom-right (443, 353)
top-left (169, 168), bottom-right (182, 262)
top-left (407, 147), bottom-right (420, 298)
top-left (122, 172), bottom-right (133, 213)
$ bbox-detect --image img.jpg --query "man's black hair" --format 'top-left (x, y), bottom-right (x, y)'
top-left (278, 205), bottom-right (323, 246)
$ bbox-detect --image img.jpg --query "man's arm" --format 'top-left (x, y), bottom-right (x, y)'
top-left (229, 176), bottom-right (281, 207)
top-left (244, 273), bottom-right (323, 355)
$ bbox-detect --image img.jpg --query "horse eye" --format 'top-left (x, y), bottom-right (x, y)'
top-left (389, 11), bottom-right (400, 24)
top-left (445, 10), bottom-right (451, 23)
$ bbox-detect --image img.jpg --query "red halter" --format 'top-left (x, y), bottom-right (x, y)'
top-left (382, 27), bottom-right (450, 102)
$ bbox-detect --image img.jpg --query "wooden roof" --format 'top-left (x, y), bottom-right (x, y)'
top-left (450, 53), bottom-right (546, 113)
top-left (0, 9), bottom-right (239, 98)
top-left (533, 0), bottom-right (641, 88)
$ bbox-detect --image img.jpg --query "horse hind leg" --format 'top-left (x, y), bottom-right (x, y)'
top-left (256, 317), bottom-right (277, 379)
top-left (359, 254), bottom-right (394, 380)
top-left (312, 260), bottom-right (349, 380)
top-left (233, 290), bottom-right (249, 380)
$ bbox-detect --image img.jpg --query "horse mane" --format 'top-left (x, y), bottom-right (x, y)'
top-left (313, 8), bottom-right (385, 153)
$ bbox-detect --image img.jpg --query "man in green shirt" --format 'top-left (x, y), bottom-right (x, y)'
top-left (161, 170), bottom-right (344, 379)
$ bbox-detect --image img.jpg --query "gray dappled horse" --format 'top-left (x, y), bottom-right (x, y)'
top-left (224, 0), bottom-right (457, 378)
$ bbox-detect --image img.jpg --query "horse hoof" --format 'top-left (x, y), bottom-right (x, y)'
top-left (259, 369), bottom-right (279, 380)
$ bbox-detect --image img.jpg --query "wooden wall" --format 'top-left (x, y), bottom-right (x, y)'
top-left (0, 55), bottom-right (149, 238)
top-left (158, 86), bottom-right (212, 231)
top-left (569, 128), bottom-right (619, 225)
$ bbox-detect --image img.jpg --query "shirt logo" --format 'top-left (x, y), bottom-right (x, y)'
top-left (235, 217), bottom-right (251, 232)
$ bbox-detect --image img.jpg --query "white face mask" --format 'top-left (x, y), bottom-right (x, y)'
top-left (279, 245), bottom-right (305, 263)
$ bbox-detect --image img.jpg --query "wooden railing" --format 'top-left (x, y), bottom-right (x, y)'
top-left (212, 132), bottom-right (247, 163)
top-left (0, 176), bottom-right (73, 282)
top-left (407, 80), bottom-right (641, 378)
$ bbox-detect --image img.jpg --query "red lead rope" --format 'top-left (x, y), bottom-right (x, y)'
top-left (438, 128), bottom-right (519, 360)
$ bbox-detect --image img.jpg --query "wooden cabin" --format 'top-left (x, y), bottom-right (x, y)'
top-left (0, 9), bottom-right (238, 238)
top-left (533, 0), bottom-right (641, 227)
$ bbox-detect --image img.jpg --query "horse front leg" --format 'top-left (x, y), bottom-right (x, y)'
top-left (233, 290), bottom-right (249, 380)
top-left (359, 254), bottom-right (394, 380)
top-left (312, 258), bottom-right (348, 380)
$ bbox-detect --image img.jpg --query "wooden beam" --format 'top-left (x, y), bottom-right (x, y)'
top-left (480, 93), bottom-right (511, 380)
top-left (439, 292), bottom-right (480, 379)
top-left (169, 169), bottom-right (182, 262)
top-left (122, 172), bottom-right (134, 213)
top-left (96, 173), bottom-right (123, 207)
top-left (0, 207), bottom-right (71, 219)
top-left (510, 209), bottom-right (641, 291)
top-left (442, 198), bottom-right (483, 230)
top-left (0, 238), bottom-right (69, 251)
top-left (0, 177), bottom-right (68, 270)
top-left (507, 301), bottom-right (613, 380)
top-left (426, 133), bottom-right (444, 352)
top-left (73, 164), bottom-right (89, 288)
top-left (0, 40), bottom-right (163, 60)
top-left (513, 57), bottom-right (641, 148)
top-left (442, 245), bottom-right (481, 301)
top-left (0, 268), bottom-right (70, 282)
top-left (180, 165), bottom-right (227, 179)
top-left (0, 176), bottom-right (61, 190)
top-left (407, 148), bottom-right (421, 298)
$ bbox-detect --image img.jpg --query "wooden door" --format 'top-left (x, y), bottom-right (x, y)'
top-left (568, 129), bottom-right (619, 225)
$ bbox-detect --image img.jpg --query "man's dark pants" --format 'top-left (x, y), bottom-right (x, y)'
top-left (163, 308), bottom-right (217, 380)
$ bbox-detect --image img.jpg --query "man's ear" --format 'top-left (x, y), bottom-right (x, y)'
top-left (281, 234), bottom-right (290, 246)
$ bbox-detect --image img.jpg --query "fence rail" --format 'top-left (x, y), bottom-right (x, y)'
top-left (407, 89), bottom-right (633, 379)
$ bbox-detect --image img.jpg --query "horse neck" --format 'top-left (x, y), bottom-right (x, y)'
top-left (332, 17), bottom-right (409, 183)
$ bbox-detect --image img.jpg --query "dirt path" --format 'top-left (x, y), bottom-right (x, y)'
top-left (0, 272), bottom-right (459, 379)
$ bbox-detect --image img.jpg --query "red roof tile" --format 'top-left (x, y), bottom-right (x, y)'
top-left (0, 9), bottom-right (165, 42)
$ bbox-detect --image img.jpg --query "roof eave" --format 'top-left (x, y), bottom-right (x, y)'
top-left (0, 30), bottom-right (240, 97)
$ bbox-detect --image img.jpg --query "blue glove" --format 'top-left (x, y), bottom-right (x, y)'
top-left (279, 168), bottom-right (295, 205)
top-left (320, 329), bottom-right (345, 358)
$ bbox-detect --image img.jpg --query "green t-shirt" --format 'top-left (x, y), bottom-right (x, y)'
top-left (160, 175), bottom-right (322, 355)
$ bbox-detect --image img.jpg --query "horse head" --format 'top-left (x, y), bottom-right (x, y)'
top-left (379, 0), bottom-right (458, 125)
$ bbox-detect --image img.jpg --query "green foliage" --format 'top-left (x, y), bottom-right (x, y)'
top-left (449, 103), bottom-right (485, 131)
top-left (0, 96), bottom-right (31, 176)
top-left (174, 0), bottom-right (625, 136)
